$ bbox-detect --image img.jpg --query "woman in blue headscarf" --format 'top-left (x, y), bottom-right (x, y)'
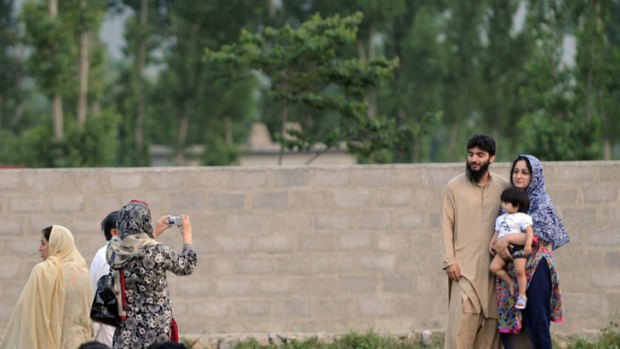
top-left (492, 155), bottom-right (569, 349)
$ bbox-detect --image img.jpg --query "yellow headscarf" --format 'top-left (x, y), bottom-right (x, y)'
top-left (0, 225), bottom-right (93, 349)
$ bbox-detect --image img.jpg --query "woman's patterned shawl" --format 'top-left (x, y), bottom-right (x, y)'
top-left (522, 154), bottom-right (570, 249)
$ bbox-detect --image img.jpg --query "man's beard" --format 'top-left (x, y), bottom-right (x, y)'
top-left (466, 160), bottom-right (491, 183)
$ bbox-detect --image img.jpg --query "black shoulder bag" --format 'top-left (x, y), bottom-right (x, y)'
top-left (90, 272), bottom-right (120, 327)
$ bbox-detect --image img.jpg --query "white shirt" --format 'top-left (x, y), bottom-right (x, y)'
top-left (495, 212), bottom-right (533, 239)
top-left (89, 244), bottom-right (116, 345)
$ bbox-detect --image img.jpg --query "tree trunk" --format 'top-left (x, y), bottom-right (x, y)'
top-left (357, 41), bottom-right (366, 61)
top-left (225, 116), bottom-right (233, 145)
top-left (77, 21), bottom-right (90, 132)
top-left (278, 99), bottom-right (289, 165)
top-left (48, 0), bottom-right (57, 17)
top-left (0, 94), bottom-right (3, 132)
top-left (175, 115), bottom-right (189, 164)
top-left (366, 23), bottom-right (377, 119)
top-left (49, 0), bottom-right (63, 141)
top-left (53, 95), bottom-right (63, 141)
top-left (134, 0), bottom-right (148, 154)
top-left (92, 101), bottom-right (101, 117)
top-left (448, 122), bottom-right (460, 161)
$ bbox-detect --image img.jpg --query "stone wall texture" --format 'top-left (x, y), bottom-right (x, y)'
top-left (0, 161), bottom-right (618, 340)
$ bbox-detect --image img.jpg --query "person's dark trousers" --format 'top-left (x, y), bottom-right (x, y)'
top-left (500, 260), bottom-right (552, 349)
top-left (523, 260), bottom-right (552, 348)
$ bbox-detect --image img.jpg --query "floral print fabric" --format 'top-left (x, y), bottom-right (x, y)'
top-left (497, 240), bottom-right (563, 333)
top-left (112, 243), bottom-right (197, 349)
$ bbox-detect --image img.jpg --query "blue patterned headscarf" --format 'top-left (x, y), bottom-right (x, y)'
top-left (513, 154), bottom-right (570, 249)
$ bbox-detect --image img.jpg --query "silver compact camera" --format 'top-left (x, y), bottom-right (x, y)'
top-left (168, 216), bottom-right (182, 226)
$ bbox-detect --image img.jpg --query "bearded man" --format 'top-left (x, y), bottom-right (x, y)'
top-left (440, 134), bottom-right (509, 349)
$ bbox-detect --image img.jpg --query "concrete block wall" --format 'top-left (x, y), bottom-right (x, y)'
top-left (0, 162), bottom-right (618, 339)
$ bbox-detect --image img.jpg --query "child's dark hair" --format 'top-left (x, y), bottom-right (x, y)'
top-left (501, 187), bottom-right (530, 213)
top-left (466, 134), bottom-right (496, 156)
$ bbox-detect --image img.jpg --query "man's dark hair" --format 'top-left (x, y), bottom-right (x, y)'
top-left (466, 134), bottom-right (496, 156)
top-left (500, 187), bottom-right (530, 213)
top-left (101, 210), bottom-right (119, 241)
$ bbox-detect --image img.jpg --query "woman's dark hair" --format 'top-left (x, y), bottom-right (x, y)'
top-left (510, 155), bottom-right (532, 186)
top-left (42, 226), bottom-right (53, 241)
top-left (466, 134), bottom-right (496, 156)
top-left (101, 210), bottom-right (119, 241)
top-left (500, 187), bottom-right (530, 213)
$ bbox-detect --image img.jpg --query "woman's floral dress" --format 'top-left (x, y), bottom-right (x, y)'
top-left (496, 239), bottom-right (563, 333)
top-left (112, 243), bottom-right (197, 349)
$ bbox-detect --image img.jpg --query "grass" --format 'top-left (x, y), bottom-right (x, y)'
top-left (180, 322), bottom-right (620, 349)
top-left (563, 321), bottom-right (620, 349)
top-left (232, 331), bottom-right (441, 349)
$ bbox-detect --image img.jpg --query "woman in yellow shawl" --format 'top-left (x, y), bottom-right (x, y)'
top-left (0, 225), bottom-right (93, 349)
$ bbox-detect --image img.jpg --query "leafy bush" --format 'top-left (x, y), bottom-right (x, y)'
top-left (567, 321), bottom-right (620, 349)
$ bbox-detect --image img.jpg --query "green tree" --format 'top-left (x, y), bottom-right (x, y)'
top-left (0, 0), bottom-right (23, 134)
top-left (378, 2), bottom-right (444, 162)
top-left (4, 0), bottom-right (116, 168)
top-left (479, 0), bottom-right (531, 160)
top-left (21, 0), bottom-right (75, 142)
top-left (437, 0), bottom-right (488, 161)
top-left (107, 0), bottom-right (164, 166)
top-left (516, 0), bottom-right (601, 160)
top-left (205, 12), bottom-right (403, 164)
top-left (571, 0), bottom-right (620, 160)
top-left (148, 1), bottom-right (267, 165)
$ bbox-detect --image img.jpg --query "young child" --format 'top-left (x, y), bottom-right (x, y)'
top-left (489, 187), bottom-right (534, 310)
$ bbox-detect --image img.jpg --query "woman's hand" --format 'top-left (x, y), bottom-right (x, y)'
top-left (153, 215), bottom-right (172, 239)
top-left (179, 215), bottom-right (192, 245)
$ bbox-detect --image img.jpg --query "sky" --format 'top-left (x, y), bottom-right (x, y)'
top-left (100, 7), bottom-right (131, 60)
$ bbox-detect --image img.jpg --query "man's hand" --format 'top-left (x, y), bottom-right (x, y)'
top-left (445, 264), bottom-right (461, 282)
top-left (492, 236), bottom-right (510, 254)
top-left (498, 247), bottom-right (513, 261)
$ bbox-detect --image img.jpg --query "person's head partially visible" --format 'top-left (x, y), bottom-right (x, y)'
top-left (101, 210), bottom-right (120, 241)
top-left (78, 341), bottom-right (112, 349)
top-left (500, 186), bottom-right (530, 214)
top-left (147, 341), bottom-right (187, 349)
top-left (39, 225), bottom-right (86, 266)
top-left (117, 200), bottom-right (153, 239)
top-left (465, 134), bottom-right (496, 184)
top-left (39, 226), bottom-right (52, 261)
